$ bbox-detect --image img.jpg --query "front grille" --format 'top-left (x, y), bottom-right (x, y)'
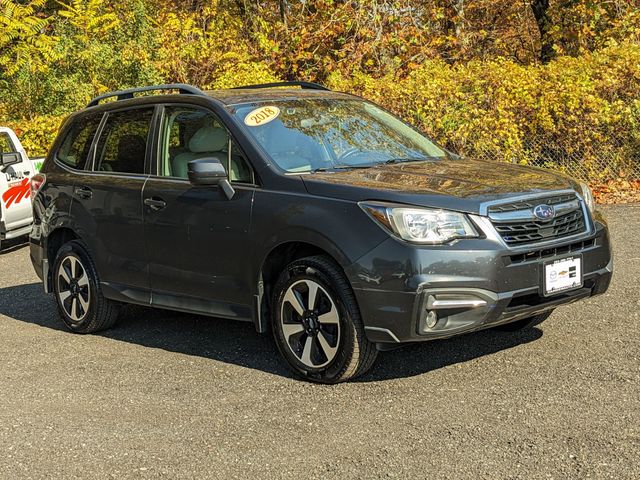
top-left (488, 193), bottom-right (587, 246)
top-left (493, 210), bottom-right (585, 244)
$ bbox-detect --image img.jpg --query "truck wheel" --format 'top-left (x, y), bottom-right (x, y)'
top-left (494, 310), bottom-right (553, 332)
top-left (271, 255), bottom-right (377, 383)
top-left (53, 240), bottom-right (119, 333)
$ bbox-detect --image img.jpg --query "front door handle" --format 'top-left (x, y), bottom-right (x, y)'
top-left (144, 197), bottom-right (166, 211)
top-left (74, 186), bottom-right (92, 199)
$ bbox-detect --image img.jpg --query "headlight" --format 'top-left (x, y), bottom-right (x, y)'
top-left (359, 202), bottom-right (478, 244)
top-left (579, 182), bottom-right (595, 213)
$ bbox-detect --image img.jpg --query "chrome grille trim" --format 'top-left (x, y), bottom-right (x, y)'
top-left (480, 190), bottom-right (592, 249)
top-left (486, 193), bottom-right (575, 213)
top-left (488, 199), bottom-right (580, 223)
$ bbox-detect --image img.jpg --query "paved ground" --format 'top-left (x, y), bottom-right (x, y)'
top-left (0, 205), bottom-right (638, 479)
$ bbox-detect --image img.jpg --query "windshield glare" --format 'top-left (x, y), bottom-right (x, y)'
top-left (233, 99), bottom-right (447, 173)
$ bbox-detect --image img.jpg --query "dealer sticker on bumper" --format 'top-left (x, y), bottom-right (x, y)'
top-left (544, 256), bottom-right (582, 296)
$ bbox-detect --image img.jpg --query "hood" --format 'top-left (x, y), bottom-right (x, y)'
top-left (301, 158), bottom-right (579, 214)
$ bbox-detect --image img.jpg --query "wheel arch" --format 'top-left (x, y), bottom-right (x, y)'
top-left (44, 227), bottom-right (81, 291)
top-left (254, 239), bottom-right (351, 334)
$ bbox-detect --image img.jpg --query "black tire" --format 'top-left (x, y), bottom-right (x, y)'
top-left (52, 240), bottom-right (120, 333)
top-left (271, 255), bottom-right (377, 383)
top-left (493, 310), bottom-right (553, 332)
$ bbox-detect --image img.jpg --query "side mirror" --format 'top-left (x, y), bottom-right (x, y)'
top-left (0, 152), bottom-right (22, 169)
top-left (187, 157), bottom-right (235, 199)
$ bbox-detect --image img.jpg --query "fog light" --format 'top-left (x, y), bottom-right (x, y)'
top-left (425, 310), bottom-right (438, 329)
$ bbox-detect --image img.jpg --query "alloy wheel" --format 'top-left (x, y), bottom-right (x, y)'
top-left (280, 279), bottom-right (341, 368)
top-left (57, 255), bottom-right (90, 322)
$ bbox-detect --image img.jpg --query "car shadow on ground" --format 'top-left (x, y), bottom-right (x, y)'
top-left (0, 282), bottom-right (543, 383)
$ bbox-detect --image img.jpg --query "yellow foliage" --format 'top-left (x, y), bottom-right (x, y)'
top-left (332, 43), bottom-right (640, 179)
top-left (5, 115), bottom-right (64, 157)
top-left (0, 0), bottom-right (59, 75)
top-left (0, 1), bottom-right (638, 181)
top-left (152, 7), bottom-right (277, 89)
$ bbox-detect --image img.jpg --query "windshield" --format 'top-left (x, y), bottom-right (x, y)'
top-left (232, 98), bottom-right (447, 173)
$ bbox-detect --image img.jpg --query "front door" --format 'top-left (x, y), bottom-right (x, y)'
top-left (143, 105), bottom-right (255, 319)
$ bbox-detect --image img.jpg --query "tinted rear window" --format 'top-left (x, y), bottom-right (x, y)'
top-left (94, 108), bottom-right (154, 174)
top-left (57, 115), bottom-right (103, 169)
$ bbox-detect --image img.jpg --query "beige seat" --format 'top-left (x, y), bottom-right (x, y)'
top-left (172, 126), bottom-right (228, 179)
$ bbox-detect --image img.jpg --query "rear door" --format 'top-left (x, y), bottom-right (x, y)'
top-left (142, 105), bottom-right (255, 319)
top-left (70, 107), bottom-right (155, 302)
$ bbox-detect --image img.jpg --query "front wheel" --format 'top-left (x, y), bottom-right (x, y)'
top-left (271, 256), bottom-right (377, 383)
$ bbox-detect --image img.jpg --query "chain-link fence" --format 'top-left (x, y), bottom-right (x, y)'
top-left (460, 129), bottom-right (640, 182)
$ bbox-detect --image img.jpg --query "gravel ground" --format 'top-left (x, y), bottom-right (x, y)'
top-left (0, 205), bottom-right (638, 479)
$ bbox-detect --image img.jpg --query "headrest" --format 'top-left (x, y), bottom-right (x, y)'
top-left (189, 126), bottom-right (228, 153)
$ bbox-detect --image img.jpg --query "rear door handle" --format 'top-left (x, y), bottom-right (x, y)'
top-left (144, 197), bottom-right (166, 211)
top-left (74, 186), bottom-right (92, 199)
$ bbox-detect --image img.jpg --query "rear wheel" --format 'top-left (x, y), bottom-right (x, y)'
top-left (271, 255), bottom-right (377, 383)
top-left (493, 310), bottom-right (553, 332)
top-left (53, 240), bottom-right (119, 333)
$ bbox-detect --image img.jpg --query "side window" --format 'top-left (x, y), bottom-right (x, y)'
top-left (0, 132), bottom-right (16, 154)
top-left (57, 115), bottom-right (102, 169)
top-left (160, 106), bottom-right (253, 183)
top-left (94, 108), bottom-right (153, 174)
top-left (229, 139), bottom-right (253, 184)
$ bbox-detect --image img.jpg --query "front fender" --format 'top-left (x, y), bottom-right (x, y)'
top-left (250, 189), bottom-right (389, 290)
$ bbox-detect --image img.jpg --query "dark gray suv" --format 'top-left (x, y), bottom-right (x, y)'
top-left (29, 82), bottom-right (613, 383)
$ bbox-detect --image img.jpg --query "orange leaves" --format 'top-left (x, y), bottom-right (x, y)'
top-left (591, 179), bottom-right (640, 204)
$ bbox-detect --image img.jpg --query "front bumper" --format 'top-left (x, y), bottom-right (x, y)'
top-left (347, 216), bottom-right (613, 344)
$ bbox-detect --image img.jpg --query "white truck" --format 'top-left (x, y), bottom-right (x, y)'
top-left (0, 127), bottom-right (43, 251)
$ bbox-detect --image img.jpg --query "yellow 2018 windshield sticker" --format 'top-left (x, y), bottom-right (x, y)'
top-left (244, 106), bottom-right (280, 127)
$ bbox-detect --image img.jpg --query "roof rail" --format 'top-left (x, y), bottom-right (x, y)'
top-left (231, 81), bottom-right (330, 91)
top-left (87, 83), bottom-right (205, 107)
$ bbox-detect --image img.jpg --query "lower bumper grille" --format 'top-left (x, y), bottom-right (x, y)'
top-left (506, 282), bottom-right (594, 310)
top-left (508, 238), bottom-right (595, 264)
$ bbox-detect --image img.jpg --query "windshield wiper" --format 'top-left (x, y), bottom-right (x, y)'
top-left (310, 164), bottom-right (374, 173)
top-left (382, 157), bottom-right (431, 165)
top-left (309, 158), bottom-right (435, 173)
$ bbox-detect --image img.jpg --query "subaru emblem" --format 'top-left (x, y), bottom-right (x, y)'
top-left (533, 204), bottom-right (555, 221)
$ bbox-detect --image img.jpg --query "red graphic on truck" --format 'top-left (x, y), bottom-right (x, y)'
top-left (2, 178), bottom-right (30, 208)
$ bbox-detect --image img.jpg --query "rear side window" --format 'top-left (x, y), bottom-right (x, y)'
top-left (94, 108), bottom-right (153, 174)
top-left (0, 132), bottom-right (16, 153)
top-left (57, 115), bottom-right (102, 169)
